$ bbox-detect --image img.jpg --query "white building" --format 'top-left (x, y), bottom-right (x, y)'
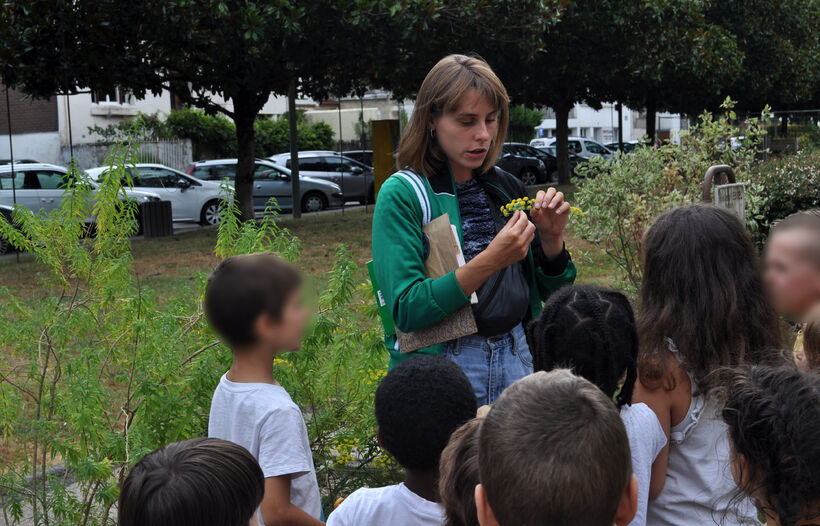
top-left (534, 102), bottom-right (685, 144)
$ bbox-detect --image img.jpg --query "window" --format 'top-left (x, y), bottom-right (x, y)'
top-left (192, 164), bottom-right (236, 181)
top-left (567, 140), bottom-right (582, 153)
top-left (33, 170), bottom-right (67, 189)
top-left (297, 157), bottom-right (327, 171)
top-left (0, 172), bottom-right (24, 190)
top-left (91, 88), bottom-right (130, 105)
top-left (135, 167), bottom-right (180, 188)
top-left (585, 142), bottom-right (607, 154)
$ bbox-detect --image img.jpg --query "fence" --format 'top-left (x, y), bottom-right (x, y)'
top-left (60, 138), bottom-right (193, 171)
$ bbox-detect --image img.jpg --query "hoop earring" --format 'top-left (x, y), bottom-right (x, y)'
top-left (429, 129), bottom-right (436, 140)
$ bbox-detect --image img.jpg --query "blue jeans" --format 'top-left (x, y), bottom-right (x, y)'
top-left (443, 323), bottom-right (534, 405)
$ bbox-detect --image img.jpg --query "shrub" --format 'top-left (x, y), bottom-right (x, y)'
top-left (572, 98), bottom-right (769, 291)
top-left (164, 108), bottom-right (237, 158)
top-left (0, 137), bottom-right (394, 524)
top-left (751, 151), bottom-right (820, 236)
top-left (508, 104), bottom-right (543, 144)
top-left (87, 112), bottom-right (172, 142)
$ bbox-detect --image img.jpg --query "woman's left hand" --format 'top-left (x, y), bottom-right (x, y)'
top-left (530, 188), bottom-right (571, 238)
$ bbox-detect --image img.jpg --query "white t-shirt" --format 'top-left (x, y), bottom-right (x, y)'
top-left (208, 374), bottom-right (322, 523)
top-left (621, 402), bottom-right (667, 526)
top-left (327, 483), bottom-right (445, 526)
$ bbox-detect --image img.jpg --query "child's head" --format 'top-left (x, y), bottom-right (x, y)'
top-left (528, 285), bottom-right (638, 407)
top-left (119, 438), bottom-right (264, 526)
top-left (803, 304), bottom-right (820, 371)
top-left (439, 417), bottom-right (482, 526)
top-left (475, 370), bottom-right (637, 526)
top-left (205, 253), bottom-right (305, 352)
top-left (722, 366), bottom-right (820, 526)
top-left (375, 355), bottom-right (477, 472)
top-left (765, 209), bottom-right (820, 320)
top-left (638, 205), bottom-right (782, 389)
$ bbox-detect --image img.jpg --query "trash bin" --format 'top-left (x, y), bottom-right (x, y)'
top-left (140, 201), bottom-right (173, 238)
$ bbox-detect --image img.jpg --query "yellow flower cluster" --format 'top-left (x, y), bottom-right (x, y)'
top-left (500, 197), bottom-right (535, 217)
top-left (334, 437), bottom-right (358, 466)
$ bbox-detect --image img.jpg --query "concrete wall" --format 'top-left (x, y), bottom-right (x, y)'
top-left (304, 107), bottom-right (382, 143)
top-left (59, 91), bottom-right (173, 145)
top-left (0, 131), bottom-right (62, 164)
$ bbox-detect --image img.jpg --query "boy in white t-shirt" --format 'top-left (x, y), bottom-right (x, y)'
top-left (205, 253), bottom-right (323, 526)
top-left (328, 356), bottom-right (477, 526)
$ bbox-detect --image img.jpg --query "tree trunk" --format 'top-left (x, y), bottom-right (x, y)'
top-left (288, 78), bottom-right (302, 219)
top-left (555, 103), bottom-right (572, 185)
top-left (646, 96), bottom-right (657, 146)
top-left (233, 97), bottom-right (256, 222)
top-left (617, 102), bottom-right (624, 151)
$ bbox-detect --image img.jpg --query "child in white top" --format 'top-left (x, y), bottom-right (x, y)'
top-left (527, 284), bottom-right (666, 526)
top-left (205, 253), bottom-right (323, 526)
top-left (632, 205), bottom-right (784, 526)
top-left (328, 356), bottom-right (478, 526)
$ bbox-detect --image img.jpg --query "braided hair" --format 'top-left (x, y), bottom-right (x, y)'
top-left (527, 285), bottom-right (638, 407)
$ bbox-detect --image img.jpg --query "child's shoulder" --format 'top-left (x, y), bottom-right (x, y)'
top-left (213, 377), bottom-right (300, 416)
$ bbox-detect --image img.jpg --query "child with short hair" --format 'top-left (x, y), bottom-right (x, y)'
top-left (475, 370), bottom-right (638, 526)
top-left (722, 366), bottom-right (820, 526)
top-left (328, 356), bottom-right (477, 526)
top-left (633, 205), bottom-right (785, 526)
top-left (527, 285), bottom-right (666, 526)
top-left (119, 437), bottom-right (265, 526)
top-left (439, 417), bottom-right (482, 526)
top-left (205, 253), bottom-right (323, 526)
top-left (765, 209), bottom-right (820, 369)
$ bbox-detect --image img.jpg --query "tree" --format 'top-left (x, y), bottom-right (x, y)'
top-left (706, 0), bottom-right (820, 130)
top-left (508, 105), bottom-right (544, 143)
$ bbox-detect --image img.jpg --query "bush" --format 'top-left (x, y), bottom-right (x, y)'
top-left (508, 104), bottom-right (543, 144)
top-left (87, 112), bottom-right (172, 142)
top-left (751, 151), bottom-right (820, 236)
top-left (0, 137), bottom-right (394, 524)
top-left (572, 98), bottom-right (768, 291)
top-left (165, 108), bottom-right (237, 158)
top-left (254, 117), bottom-right (336, 156)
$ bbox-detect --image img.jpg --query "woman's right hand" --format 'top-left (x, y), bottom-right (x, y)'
top-left (484, 210), bottom-right (536, 271)
top-left (455, 210), bottom-right (535, 297)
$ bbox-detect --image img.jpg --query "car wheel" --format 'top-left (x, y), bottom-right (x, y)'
top-left (301, 192), bottom-right (327, 213)
top-left (200, 199), bottom-right (222, 226)
top-left (520, 167), bottom-right (538, 186)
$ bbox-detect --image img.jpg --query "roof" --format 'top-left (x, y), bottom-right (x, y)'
top-left (0, 162), bottom-right (67, 174)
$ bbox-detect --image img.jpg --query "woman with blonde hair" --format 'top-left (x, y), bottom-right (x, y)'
top-left (371, 54), bottom-right (576, 404)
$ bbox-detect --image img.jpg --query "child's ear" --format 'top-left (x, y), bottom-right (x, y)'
top-left (614, 474), bottom-right (638, 526)
top-left (475, 484), bottom-right (500, 526)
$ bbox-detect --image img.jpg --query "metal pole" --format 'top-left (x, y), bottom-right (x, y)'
top-left (338, 97), bottom-right (344, 214)
top-left (5, 87), bottom-right (20, 262)
top-left (361, 95), bottom-right (368, 213)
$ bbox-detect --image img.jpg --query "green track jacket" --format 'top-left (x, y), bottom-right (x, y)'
top-left (371, 165), bottom-right (576, 369)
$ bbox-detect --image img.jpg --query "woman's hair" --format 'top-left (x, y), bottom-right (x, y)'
top-left (527, 285), bottom-right (638, 407)
top-left (803, 304), bottom-right (820, 370)
top-left (638, 205), bottom-right (783, 391)
top-left (721, 365), bottom-right (820, 526)
top-left (439, 417), bottom-right (482, 526)
top-left (119, 438), bottom-right (264, 526)
top-left (396, 54), bottom-right (509, 177)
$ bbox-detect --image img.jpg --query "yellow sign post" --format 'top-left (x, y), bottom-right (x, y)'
top-left (371, 119), bottom-right (400, 201)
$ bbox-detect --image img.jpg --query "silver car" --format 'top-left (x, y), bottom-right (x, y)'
top-left (86, 163), bottom-right (230, 225)
top-left (187, 159), bottom-right (343, 213)
top-left (269, 151), bottom-right (375, 204)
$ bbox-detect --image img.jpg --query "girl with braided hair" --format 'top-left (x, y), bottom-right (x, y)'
top-left (527, 284), bottom-right (666, 526)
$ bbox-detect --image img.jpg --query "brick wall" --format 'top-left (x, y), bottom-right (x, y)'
top-left (0, 85), bottom-right (58, 134)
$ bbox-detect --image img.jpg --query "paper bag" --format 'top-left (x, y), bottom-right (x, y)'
top-left (396, 213), bottom-right (478, 353)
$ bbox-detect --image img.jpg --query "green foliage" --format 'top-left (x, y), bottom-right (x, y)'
top-left (0, 137), bottom-right (393, 523)
top-left (572, 99), bottom-right (769, 291)
top-left (507, 105), bottom-right (543, 144)
top-left (751, 151), bottom-right (820, 237)
top-left (87, 112), bottom-right (172, 143)
top-left (164, 109), bottom-right (238, 158)
top-left (255, 118), bottom-right (336, 157)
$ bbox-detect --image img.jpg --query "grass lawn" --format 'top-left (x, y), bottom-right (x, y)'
top-left (0, 185), bottom-right (616, 301)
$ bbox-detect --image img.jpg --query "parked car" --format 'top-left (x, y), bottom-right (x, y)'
top-left (496, 145), bottom-right (547, 185)
top-left (187, 158), bottom-right (343, 213)
top-left (529, 137), bottom-right (614, 160)
top-left (0, 163), bottom-right (162, 252)
top-left (269, 151), bottom-right (374, 204)
top-left (342, 150), bottom-right (373, 168)
top-left (504, 143), bottom-right (565, 182)
top-left (86, 163), bottom-right (229, 225)
top-left (605, 140), bottom-right (643, 153)
top-left (1, 158), bottom-right (39, 165)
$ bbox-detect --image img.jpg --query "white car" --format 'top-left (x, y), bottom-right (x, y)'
top-left (86, 163), bottom-right (230, 225)
top-left (529, 137), bottom-right (613, 160)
